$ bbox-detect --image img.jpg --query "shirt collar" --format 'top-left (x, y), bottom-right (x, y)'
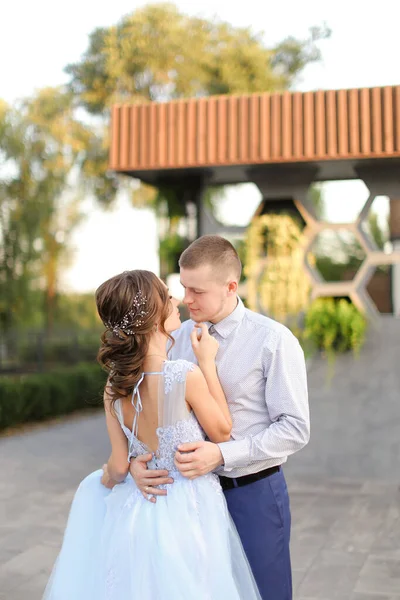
top-left (205, 297), bottom-right (245, 339)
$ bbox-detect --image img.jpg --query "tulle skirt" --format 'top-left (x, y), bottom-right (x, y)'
top-left (43, 469), bottom-right (261, 599)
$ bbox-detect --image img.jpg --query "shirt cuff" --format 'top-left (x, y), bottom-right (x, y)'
top-left (217, 438), bottom-right (250, 471)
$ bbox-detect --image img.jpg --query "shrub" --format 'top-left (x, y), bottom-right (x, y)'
top-left (303, 298), bottom-right (367, 357)
top-left (0, 363), bottom-right (106, 431)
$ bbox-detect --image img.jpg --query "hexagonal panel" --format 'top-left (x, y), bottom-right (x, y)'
top-left (365, 263), bottom-right (392, 314)
top-left (313, 180), bottom-right (369, 223)
top-left (295, 182), bottom-right (400, 320)
top-left (306, 229), bottom-right (367, 283)
top-left (359, 195), bottom-right (390, 251)
top-left (244, 179), bottom-right (400, 321)
top-left (354, 194), bottom-right (400, 316)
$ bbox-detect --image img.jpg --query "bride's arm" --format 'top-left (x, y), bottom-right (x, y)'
top-left (103, 387), bottom-right (130, 485)
top-left (185, 323), bottom-right (232, 442)
top-left (185, 366), bottom-right (231, 442)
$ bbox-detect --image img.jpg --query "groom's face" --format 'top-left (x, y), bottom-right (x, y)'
top-left (180, 264), bottom-right (233, 323)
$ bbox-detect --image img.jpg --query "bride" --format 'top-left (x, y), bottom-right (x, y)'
top-left (43, 269), bottom-right (260, 599)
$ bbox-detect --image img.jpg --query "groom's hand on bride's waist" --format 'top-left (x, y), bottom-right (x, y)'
top-left (174, 441), bottom-right (223, 479)
top-left (130, 454), bottom-right (174, 503)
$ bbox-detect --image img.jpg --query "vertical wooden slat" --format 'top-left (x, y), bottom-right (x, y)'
top-left (282, 91), bottom-right (292, 159)
top-left (396, 86), bottom-right (400, 152)
top-left (292, 92), bottom-right (303, 159)
top-left (250, 95), bottom-right (260, 161)
top-left (337, 89), bottom-right (348, 156)
top-left (186, 101), bottom-right (196, 165)
top-left (197, 98), bottom-right (207, 164)
top-left (315, 90), bottom-right (326, 157)
top-left (348, 89), bottom-right (360, 155)
top-left (167, 102), bottom-right (176, 167)
top-left (129, 106), bottom-right (138, 168)
top-left (326, 90), bottom-right (337, 157)
top-left (372, 87), bottom-right (382, 154)
top-left (158, 103), bottom-right (167, 167)
top-left (142, 104), bottom-right (151, 168)
top-left (144, 104), bottom-right (151, 168)
top-left (149, 103), bottom-right (157, 167)
top-left (228, 97), bottom-right (238, 163)
top-left (138, 105), bottom-right (145, 168)
top-left (360, 88), bottom-right (371, 155)
top-left (109, 105), bottom-right (121, 169)
top-left (207, 97), bottom-right (217, 164)
top-left (238, 96), bottom-right (249, 162)
top-left (260, 94), bottom-right (271, 160)
top-left (119, 105), bottom-right (130, 169)
top-left (177, 100), bottom-right (186, 166)
top-left (271, 93), bottom-right (281, 158)
top-left (303, 92), bottom-right (314, 158)
top-left (217, 97), bottom-right (228, 164)
top-left (383, 86), bottom-right (394, 154)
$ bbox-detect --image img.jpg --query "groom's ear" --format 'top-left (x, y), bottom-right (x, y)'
top-left (226, 280), bottom-right (238, 296)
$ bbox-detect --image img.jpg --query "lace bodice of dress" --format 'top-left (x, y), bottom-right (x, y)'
top-left (128, 411), bottom-right (204, 471)
top-left (115, 359), bottom-right (205, 472)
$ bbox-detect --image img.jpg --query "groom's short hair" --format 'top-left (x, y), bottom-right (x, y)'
top-left (179, 235), bottom-right (242, 282)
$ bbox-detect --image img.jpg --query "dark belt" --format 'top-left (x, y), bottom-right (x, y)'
top-left (218, 465), bottom-right (280, 491)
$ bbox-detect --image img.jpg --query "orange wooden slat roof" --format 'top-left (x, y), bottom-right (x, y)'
top-left (109, 86), bottom-right (400, 180)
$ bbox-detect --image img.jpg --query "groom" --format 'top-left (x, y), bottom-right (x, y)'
top-left (131, 235), bottom-right (310, 600)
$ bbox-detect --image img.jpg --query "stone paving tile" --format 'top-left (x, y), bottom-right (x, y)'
top-left (1, 411), bottom-right (399, 600)
top-left (293, 567), bottom-right (308, 596)
top-left (297, 596), bottom-right (400, 600)
top-left (296, 549), bottom-right (368, 598)
top-left (0, 544), bottom-right (57, 594)
top-left (354, 555), bottom-right (400, 597)
top-left (350, 594), bottom-right (400, 599)
top-left (9, 571), bottom-right (49, 600)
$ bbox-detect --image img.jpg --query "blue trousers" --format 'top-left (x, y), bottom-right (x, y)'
top-left (223, 468), bottom-right (292, 600)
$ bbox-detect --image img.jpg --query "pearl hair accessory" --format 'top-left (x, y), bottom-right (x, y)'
top-left (104, 290), bottom-right (148, 339)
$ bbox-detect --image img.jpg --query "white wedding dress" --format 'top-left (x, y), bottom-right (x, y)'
top-left (43, 359), bottom-right (261, 599)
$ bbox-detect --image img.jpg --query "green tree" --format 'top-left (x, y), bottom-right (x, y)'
top-left (0, 100), bottom-right (53, 331)
top-left (0, 89), bottom-right (100, 333)
top-left (67, 4), bottom-right (329, 110)
top-left (65, 3), bottom-right (330, 271)
top-left (23, 89), bottom-right (85, 330)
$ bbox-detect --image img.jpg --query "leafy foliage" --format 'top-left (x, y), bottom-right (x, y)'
top-left (303, 298), bottom-right (367, 357)
top-left (1, 4), bottom-right (329, 334)
top-left (245, 213), bottom-right (310, 320)
top-left (65, 2), bottom-right (330, 228)
top-left (66, 4), bottom-right (329, 112)
top-left (0, 363), bottom-right (105, 431)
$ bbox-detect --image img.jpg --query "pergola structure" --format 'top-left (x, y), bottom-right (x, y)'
top-left (109, 86), bottom-right (400, 319)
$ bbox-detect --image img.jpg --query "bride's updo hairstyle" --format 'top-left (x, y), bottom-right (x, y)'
top-left (96, 270), bottom-right (173, 405)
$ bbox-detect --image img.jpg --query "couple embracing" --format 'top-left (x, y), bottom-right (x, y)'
top-left (43, 235), bottom-right (309, 600)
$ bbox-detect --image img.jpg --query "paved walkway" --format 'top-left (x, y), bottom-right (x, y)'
top-left (0, 412), bottom-right (399, 600)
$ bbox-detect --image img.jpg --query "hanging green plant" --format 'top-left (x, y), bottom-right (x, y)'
top-left (245, 213), bottom-right (310, 321)
top-left (245, 213), bottom-right (368, 361)
top-left (303, 298), bottom-right (367, 358)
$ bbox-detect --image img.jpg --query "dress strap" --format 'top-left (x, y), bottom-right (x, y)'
top-left (143, 371), bottom-right (163, 375)
top-left (131, 373), bottom-right (145, 436)
top-left (130, 368), bottom-right (165, 436)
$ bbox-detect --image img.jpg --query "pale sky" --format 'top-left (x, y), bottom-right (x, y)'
top-left (1, 0), bottom-right (397, 291)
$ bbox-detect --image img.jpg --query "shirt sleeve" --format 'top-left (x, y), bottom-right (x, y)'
top-left (217, 330), bottom-right (310, 471)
